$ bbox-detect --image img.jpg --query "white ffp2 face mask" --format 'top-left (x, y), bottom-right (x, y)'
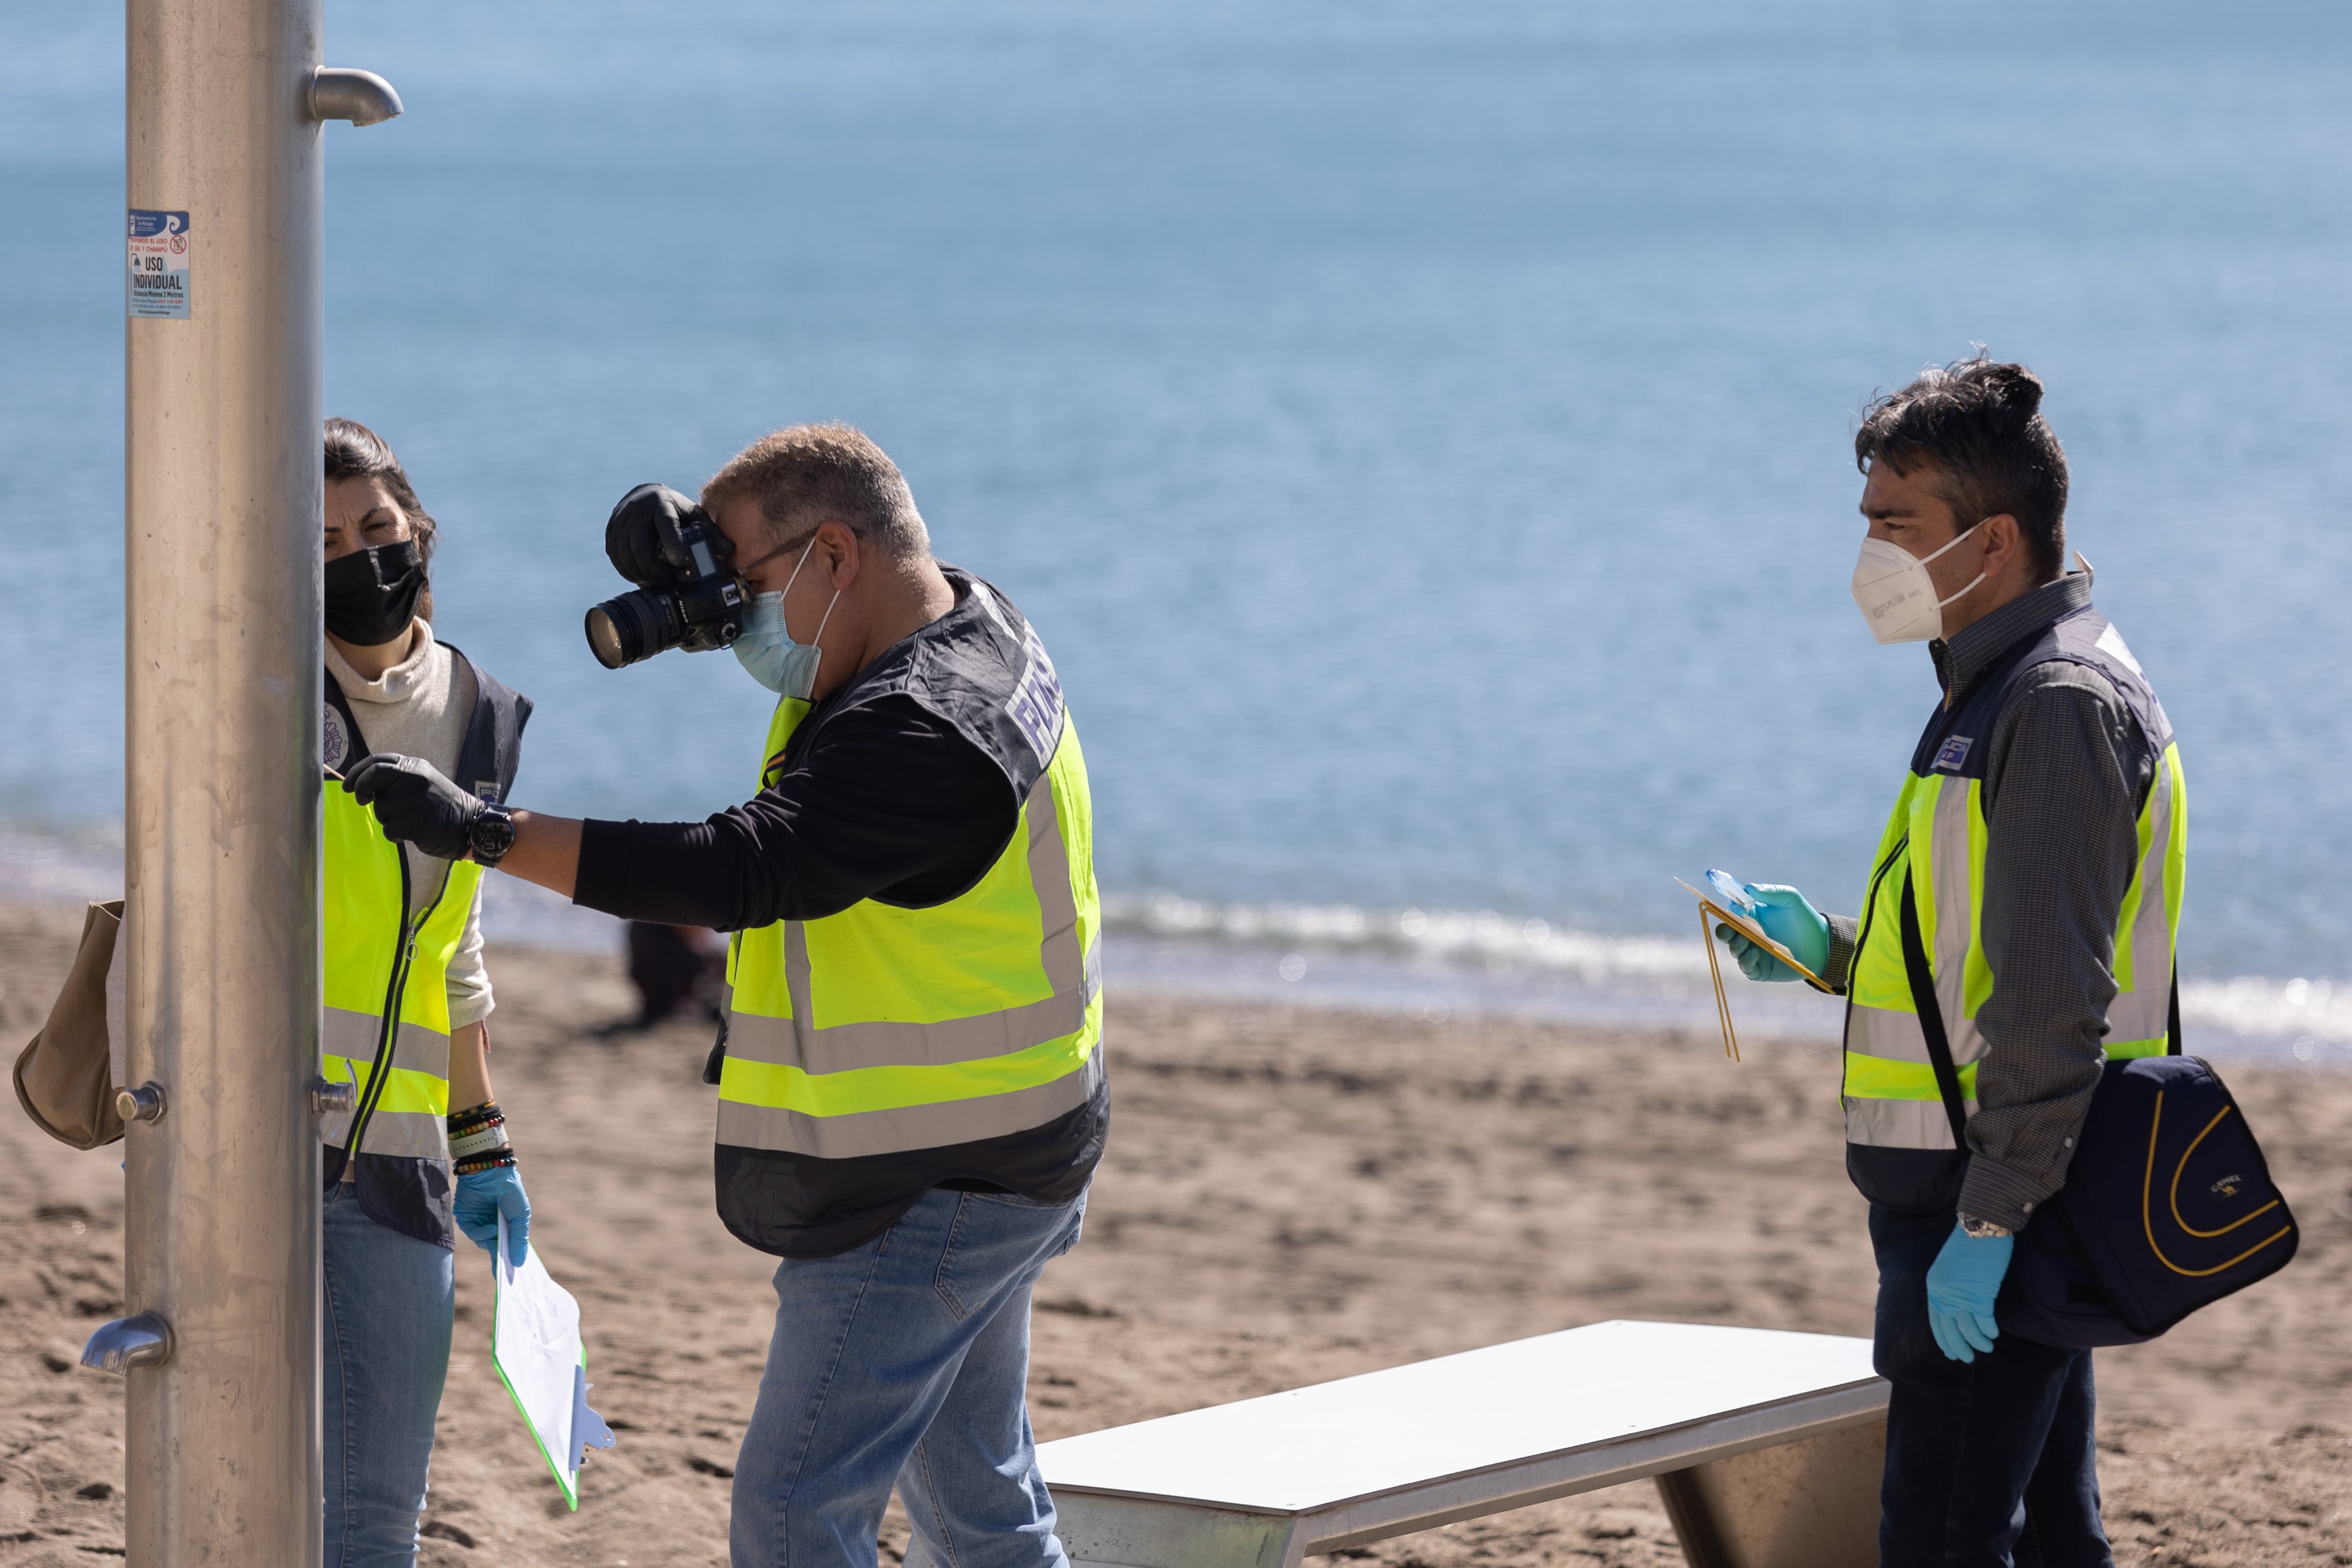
top-left (1849, 524), bottom-right (1986, 645)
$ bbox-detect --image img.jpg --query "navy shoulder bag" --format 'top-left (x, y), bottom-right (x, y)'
top-left (1898, 872), bottom-right (2298, 1348)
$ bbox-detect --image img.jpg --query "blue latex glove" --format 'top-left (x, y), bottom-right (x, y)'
top-left (455, 1164), bottom-right (530, 1267)
top-left (1924, 1221), bottom-right (2015, 1362)
top-left (1713, 884), bottom-right (1830, 982)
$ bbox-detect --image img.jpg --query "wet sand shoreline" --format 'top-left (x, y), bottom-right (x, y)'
top-left (4, 900), bottom-right (2349, 1565)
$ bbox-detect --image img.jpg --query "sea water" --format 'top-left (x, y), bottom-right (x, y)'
top-left (3, 1), bottom-right (2349, 1056)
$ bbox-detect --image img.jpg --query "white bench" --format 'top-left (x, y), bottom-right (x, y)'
top-left (1036, 1320), bottom-right (1889, 1568)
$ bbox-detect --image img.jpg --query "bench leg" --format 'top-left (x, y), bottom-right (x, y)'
top-left (1652, 1416), bottom-right (1885, 1568)
top-left (1057, 1491), bottom-right (1304, 1568)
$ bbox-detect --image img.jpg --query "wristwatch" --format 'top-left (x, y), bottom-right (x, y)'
top-left (467, 801), bottom-right (516, 868)
top-left (1960, 1215), bottom-right (2015, 1240)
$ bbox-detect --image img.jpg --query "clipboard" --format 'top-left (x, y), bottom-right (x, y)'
top-left (1675, 878), bottom-right (1834, 1062)
top-left (491, 1217), bottom-right (617, 1509)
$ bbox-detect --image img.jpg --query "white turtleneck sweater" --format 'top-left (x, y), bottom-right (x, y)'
top-left (325, 619), bottom-right (494, 1028)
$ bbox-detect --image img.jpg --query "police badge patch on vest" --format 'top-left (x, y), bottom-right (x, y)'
top-left (323, 700), bottom-right (351, 773)
top-left (1932, 735), bottom-right (1973, 771)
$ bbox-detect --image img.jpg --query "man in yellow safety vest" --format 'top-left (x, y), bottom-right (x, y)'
top-left (347, 423), bottom-right (1105, 1568)
top-left (1719, 358), bottom-right (2179, 1566)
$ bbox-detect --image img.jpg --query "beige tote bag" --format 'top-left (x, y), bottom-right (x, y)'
top-left (12, 900), bottom-right (125, 1150)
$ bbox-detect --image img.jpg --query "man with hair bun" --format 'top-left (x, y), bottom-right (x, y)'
top-left (1715, 357), bottom-right (2183, 1563)
top-left (345, 422), bottom-right (1107, 1568)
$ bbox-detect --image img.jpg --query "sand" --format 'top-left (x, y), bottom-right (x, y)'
top-left (4, 898), bottom-right (2351, 1567)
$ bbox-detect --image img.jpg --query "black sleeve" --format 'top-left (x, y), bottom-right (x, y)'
top-left (570, 695), bottom-right (1018, 931)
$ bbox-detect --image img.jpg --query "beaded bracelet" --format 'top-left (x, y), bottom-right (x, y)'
top-left (449, 1099), bottom-right (512, 1169)
top-left (453, 1145), bottom-right (518, 1177)
top-left (447, 1100), bottom-right (504, 1137)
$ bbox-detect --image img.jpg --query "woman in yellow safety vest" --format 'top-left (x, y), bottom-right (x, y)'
top-left (320, 418), bottom-right (534, 1565)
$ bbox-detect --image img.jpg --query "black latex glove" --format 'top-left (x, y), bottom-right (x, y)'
top-left (344, 753), bottom-right (484, 861)
top-left (605, 483), bottom-right (732, 587)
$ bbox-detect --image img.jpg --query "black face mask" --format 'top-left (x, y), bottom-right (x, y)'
top-left (324, 540), bottom-right (426, 646)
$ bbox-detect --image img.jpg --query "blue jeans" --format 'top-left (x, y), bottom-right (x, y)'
top-left (1870, 1207), bottom-right (2112, 1568)
top-left (323, 1184), bottom-right (454, 1567)
top-left (731, 1184), bottom-right (1088, 1568)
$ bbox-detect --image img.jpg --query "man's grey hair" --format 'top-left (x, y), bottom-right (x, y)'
top-left (702, 422), bottom-right (929, 558)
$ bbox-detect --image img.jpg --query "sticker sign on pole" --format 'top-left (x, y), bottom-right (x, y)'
top-left (127, 210), bottom-right (191, 319)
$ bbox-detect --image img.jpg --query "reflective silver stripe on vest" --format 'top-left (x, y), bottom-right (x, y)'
top-left (2106, 986), bottom-right (2168, 1046)
top-left (1842, 784), bottom-right (1984, 1148)
top-left (741, 768), bottom-right (1092, 1075)
top-left (2115, 754), bottom-right (2176, 1038)
top-left (319, 1006), bottom-right (376, 1148)
top-left (717, 1047), bottom-right (1104, 1160)
top-left (319, 1005), bottom-right (451, 1160)
top-left (1843, 1095), bottom-right (1968, 1150)
top-left (1023, 766), bottom-right (1085, 1006)
top-left (319, 1012), bottom-right (453, 1096)
top-left (1846, 1000), bottom-right (1988, 1069)
top-left (339, 1106), bottom-right (449, 1162)
top-left (726, 939), bottom-right (1102, 1074)
top-left (1926, 779), bottom-right (1973, 1033)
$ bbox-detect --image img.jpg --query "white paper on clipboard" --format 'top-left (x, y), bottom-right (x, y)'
top-left (491, 1216), bottom-right (616, 1509)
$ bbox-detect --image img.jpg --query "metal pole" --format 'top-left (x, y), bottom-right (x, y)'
top-left (121, 0), bottom-right (324, 1555)
top-left (103, 0), bottom-right (399, 1557)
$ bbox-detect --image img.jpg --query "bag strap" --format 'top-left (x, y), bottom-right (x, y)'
top-left (2167, 963), bottom-right (2182, 1056)
top-left (1897, 868), bottom-right (1972, 1148)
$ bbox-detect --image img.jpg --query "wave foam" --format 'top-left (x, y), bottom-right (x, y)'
top-left (1102, 892), bottom-right (1700, 980)
top-left (1, 834), bottom-right (2343, 1059)
top-left (2181, 977), bottom-right (2352, 1055)
top-left (1107, 892), bottom-right (2351, 1057)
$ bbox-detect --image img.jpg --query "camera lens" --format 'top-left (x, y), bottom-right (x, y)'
top-left (584, 605), bottom-right (629, 670)
top-left (584, 589), bottom-right (678, 669)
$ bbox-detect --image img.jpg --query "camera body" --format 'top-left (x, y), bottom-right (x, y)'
top-left (586, 485), bottom-right (748, 670)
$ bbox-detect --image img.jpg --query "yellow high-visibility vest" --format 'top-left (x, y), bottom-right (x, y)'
top-left (319, 784), bottom-right (479, 1163)
top-left (716, 578), bottom-right (1103, 1162)
top-left (1842, 604), bottom-right (2185, 1198)
top-left (318, 647), bottom-right (530, 1212)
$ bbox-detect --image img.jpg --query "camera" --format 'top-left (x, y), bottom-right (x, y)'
top-left (585, 485), bottom-right (749, 670)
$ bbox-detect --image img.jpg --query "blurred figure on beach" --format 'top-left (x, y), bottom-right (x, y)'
top-left (345, 423), bottom-right (1105, 1568)
top-left (625, 921), bottom-right (724, 1027)
top-left (1719, 358), bottom-right (2179, 1566)
top-left (320, 419), bottom-right (538, 1565)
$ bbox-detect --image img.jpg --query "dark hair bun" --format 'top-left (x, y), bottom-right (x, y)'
top-left (1966, 360), bottom-right (2045, 419)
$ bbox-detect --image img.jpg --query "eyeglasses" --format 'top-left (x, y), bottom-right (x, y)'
top-left (732, 530), bottom-right (820, 584)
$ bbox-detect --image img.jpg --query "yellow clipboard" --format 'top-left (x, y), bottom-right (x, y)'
top-left (1675, 878), bottom-right (1833, 1062)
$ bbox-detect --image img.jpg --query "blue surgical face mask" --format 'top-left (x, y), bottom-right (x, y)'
top-left (733, 538), bottom-right (839, 698)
